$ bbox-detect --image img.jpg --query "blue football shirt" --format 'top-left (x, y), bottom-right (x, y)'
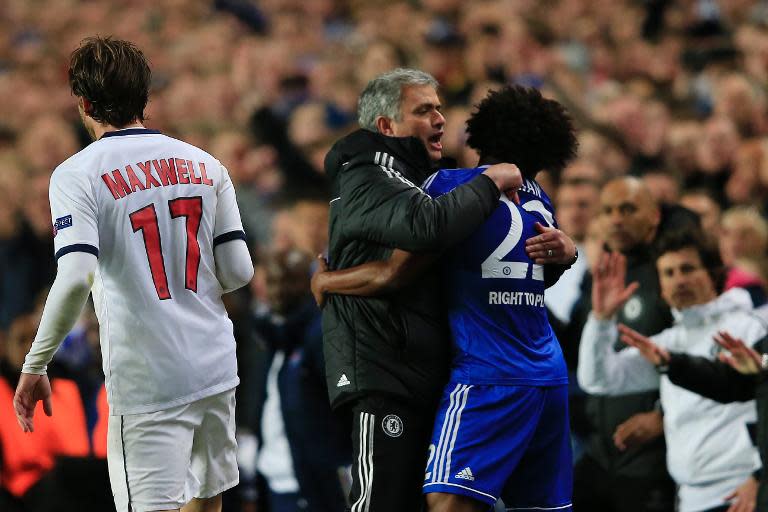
top-left (422, 167), bottom-right (568, 385)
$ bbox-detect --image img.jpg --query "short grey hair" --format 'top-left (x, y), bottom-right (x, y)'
top-left (357, 68), bottom-right (439, 131)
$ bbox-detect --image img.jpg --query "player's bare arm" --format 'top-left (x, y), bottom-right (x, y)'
top-left (311, 249), bottom-right (435, 307)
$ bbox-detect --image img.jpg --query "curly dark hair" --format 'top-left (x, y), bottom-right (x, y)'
top-left (466, 85), bottom-right (578, 179)
top-left (653, 227), bottom-right (726, 293)
top-left (68, 36), bottom-right (151, 127)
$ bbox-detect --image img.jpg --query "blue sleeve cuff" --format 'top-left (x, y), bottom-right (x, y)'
top-left (55, 243), bottom-right (99, 261)
top-left (213, 230), bottom-right (247, 247)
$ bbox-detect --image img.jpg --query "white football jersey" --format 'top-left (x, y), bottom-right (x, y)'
top-left (49, 128), bottom-right (243, 415)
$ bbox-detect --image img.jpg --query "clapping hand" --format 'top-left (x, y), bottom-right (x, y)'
top-left (619, 324), bottom-right (670, 367)
top-left (591, 252), bottom-right (639, 320)
top-left (715, 331), bottom-right (763, 375)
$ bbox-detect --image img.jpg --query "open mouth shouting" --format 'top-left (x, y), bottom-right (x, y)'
top-left (427, 131), bottom-right (444, 153)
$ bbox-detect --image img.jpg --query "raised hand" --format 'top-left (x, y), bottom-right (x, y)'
top-left (525, 222), bottom-right (577, 265)
top-left (715, 331), bottom-right (763, 375)
top-left (13, 372), bottom-right (53, 433)
top-left (619, 324), bottom-right (670, 366)
top-left (310, 254), bottom-right (329, 308)
top-left (591, 251), bottom-right (639, 320)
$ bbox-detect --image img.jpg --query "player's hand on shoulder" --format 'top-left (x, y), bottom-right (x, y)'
top-left (13, 372), bottom-right (53, 433)
top-left (482, 163), bottom-right (522, 204)
top-left (311, 254), bottom-right (329, 308)
top-left (525, 223), bottom-right (576, 265)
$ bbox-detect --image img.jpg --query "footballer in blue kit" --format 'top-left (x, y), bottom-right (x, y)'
top-left (311, 85), bottom-right (579, 512)
top-left (416, 86), bottom-right (578, 512)
top-left (421, 168), bottom-right (573, 511)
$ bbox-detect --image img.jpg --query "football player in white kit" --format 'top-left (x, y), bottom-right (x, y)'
top-left (12, 37), bottom-right (254, 512)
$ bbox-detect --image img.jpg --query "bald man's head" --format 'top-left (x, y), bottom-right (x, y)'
top-left (599, 177), bottom-right (661, 253)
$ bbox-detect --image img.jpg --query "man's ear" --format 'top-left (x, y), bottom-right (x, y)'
top-left (375, 116), bottom-right (395, 136)
top-left (80, 97), bottom-right (93, 116)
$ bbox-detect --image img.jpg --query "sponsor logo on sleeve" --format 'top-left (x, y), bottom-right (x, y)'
top-left (52, 215), bottom-right (73, 237)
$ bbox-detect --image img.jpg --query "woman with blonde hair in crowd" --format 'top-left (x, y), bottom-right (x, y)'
top-left (719, 206), bottom-right (768, 307)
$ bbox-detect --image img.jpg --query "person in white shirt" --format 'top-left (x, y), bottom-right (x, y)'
top-left (578, 230), bottom-right (762, 512)
top-left (12, 36), bottom-right (253, 512)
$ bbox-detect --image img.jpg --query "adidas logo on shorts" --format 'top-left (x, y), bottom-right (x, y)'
top-left (337, 374), bottom-right (351, 387)
top-left (455, 467), bottom-right (474, 481)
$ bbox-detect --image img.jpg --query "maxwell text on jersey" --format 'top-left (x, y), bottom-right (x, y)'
top-left (101, 158), bottom-right (214, 200)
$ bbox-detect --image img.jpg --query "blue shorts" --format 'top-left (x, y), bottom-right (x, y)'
top-left (423, 382), bottom-right (572, 511)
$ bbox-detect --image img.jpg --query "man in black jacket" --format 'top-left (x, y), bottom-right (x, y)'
top-left (322, 68), bottom-right (523, 511)
top-left (570, 176), bottom-right (678, 512)
top-left (317, 84), bottom-right (580, 512)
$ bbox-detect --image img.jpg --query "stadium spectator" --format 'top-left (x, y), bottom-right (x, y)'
top-left (546, 178), bottom-right (599, 326)
top-left (725, 138), bottom-right (768, 207)
top-left (680, 189), bottom-right (722, 244)
top-left (0, 313), bottom-right (97, 512)
top-left (244, 249), bottom-right (350, 512)
top-left (578, 230), bottom-right (763, 512)
top-left (719, 206), bottom-right (768, 306)
top-left (569, 176), bottom-right (677, 512)
top-left (641, 170), bottom-right (682, 206)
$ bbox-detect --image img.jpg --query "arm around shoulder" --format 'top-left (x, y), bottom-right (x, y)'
top-left (339, 160), bottom-right (500, 252)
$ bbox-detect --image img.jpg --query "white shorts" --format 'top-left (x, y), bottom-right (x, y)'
top-left (107, 388), bottom-right (239, 512)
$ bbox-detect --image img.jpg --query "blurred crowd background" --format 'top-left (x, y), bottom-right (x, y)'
top-left (3, 0), bottom-right (768, 511)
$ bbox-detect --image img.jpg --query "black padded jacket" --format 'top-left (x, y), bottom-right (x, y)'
top-left (321, 129), bottom-right (500, 409)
